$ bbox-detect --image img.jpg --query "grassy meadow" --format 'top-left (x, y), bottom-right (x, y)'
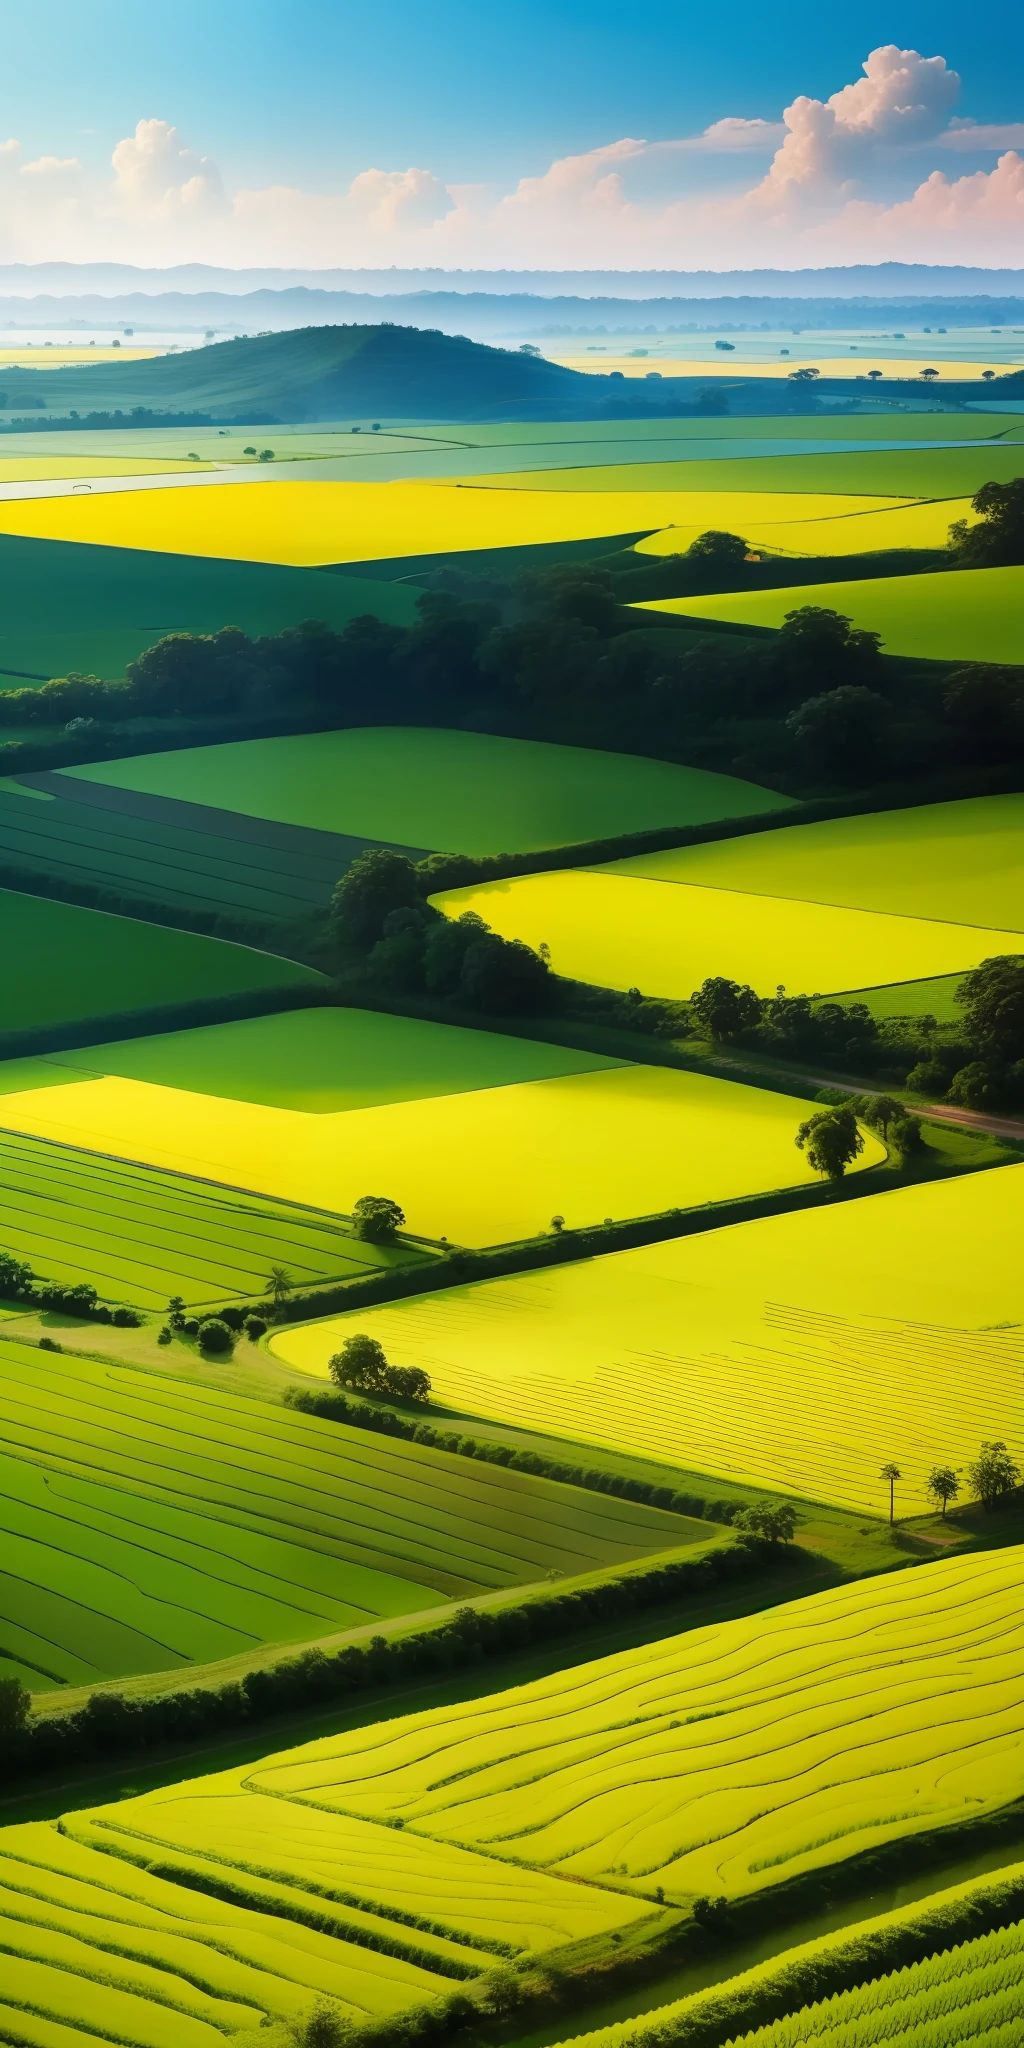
top-left (636, 564), bottom-right (1024, 664)
top-left (0, 1010), bottom-right (867, 1247)
top-left (64, 726), bottom-right (791, 853)
top-left (270, 1166), bottom-right (1024, 1514)
top-left (0, 1336), bottom-right (701, 1689)
top-left (0, 887), bottom-right (321, 1033)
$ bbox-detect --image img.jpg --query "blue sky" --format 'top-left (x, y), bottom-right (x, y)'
top-left (2, 3), bottom-right (1023, 267)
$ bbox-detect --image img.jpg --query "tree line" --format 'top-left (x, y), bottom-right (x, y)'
top-left (0, 482), bottom-right (1019, 797)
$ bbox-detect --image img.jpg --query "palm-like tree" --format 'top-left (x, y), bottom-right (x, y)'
top-left (880, 1461), bottom-right (902, 1525)
top-left (266, 1265), bottom-right (293, 1311)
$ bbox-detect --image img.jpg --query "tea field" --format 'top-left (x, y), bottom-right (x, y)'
top-left (431, 865), bottom-right (1023, 1001)
top-left (0, 1008), bottom-right (868, 1246)
top-left (0, 886), bottom-right (322, 1034)
top-left (0, 1337), bottom-right (701, 1688)
top-left (270, 1166), bottom-right (1024, 1514)
top-left (63, 724), bottom-right (791, 853)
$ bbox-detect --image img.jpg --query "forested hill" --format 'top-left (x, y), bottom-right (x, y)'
top-left (1, 325), bottom-right (630, 423)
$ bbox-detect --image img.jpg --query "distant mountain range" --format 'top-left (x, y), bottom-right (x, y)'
top-left (2, 261), bottom-right (1024, 298)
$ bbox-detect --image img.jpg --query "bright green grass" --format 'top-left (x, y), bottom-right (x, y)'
top-left (825, 973), bottom-right (965, 1022)
top-left (0, 1123), bottom-right (424, 1309)
top-left (0, 888), bottom-right (321, 1033)
top-left (533, 442), bottom-right (1024, 498)
top-left (608, 794), bottom-right (1024, 933)
top-left (635, 564), bottom-right (1024, 664)
top-left (0, 1337), bottom-right (700, 1687)
top-left (64, 726), bottom-right (792, 854)
top-left (42, 1005), bottom-right (619, 1112)
top-left (0, 532), bottom-right (418, 683)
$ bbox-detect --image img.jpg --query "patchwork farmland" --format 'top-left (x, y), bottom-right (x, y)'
top-left (0, 322), bottom-right (1023, 2048)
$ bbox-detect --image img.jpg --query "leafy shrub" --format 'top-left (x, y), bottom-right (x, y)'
top-left (183, 1317), bottom-right (199, 1337)
top-left (112, 1305), bottom-right (143, 1327)
top-left (38, 1336), bottom-right (61, 1352)
top-left (197, 1316), bottom-right (234, 1354)
top-left (244, 1314), bottom-right (268, 1340)
top-left (157, 1327), bottom-right (172, 1345)
top-left (353, 1195), bottom-right (405, 1245)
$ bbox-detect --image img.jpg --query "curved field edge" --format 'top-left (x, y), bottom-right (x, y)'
top-left (544, 1863), bottom-right (1024, 2048)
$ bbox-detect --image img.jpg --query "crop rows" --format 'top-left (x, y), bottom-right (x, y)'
top-left (234, 1548), bottom-right (1024, 1900)
top-left (727, 1919), bottom-right (1024, 2046)
top-left (0, 1338), bottom-right (694, 1686)
top-left (0, 1124), bottom-right (411, 1307)
top-left (0, 782), bottom-right (352, 920)
top-left (276, 1168), bottom-right (1024, 1514)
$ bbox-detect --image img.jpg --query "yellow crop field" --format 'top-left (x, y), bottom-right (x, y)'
top-left (0, 478), bottom-right (911, 567)
top-left (271, 1166), bottom-right (1024, 1514)
top-left (548, 352), bottom-right (1005, 380)
top-left (0, 1054), bottom-right (863, 1247)
top-left (83, 1549), bottom-right (1024, 1908)
top-left (609, 793), bottom-right (1024, 934)
top-left (0, 454), bottom-right (215, 481)
top-left (0, 346), bottom-right (161, 365)
top-left (431, 869), bottom-right (1024, 1003)
top-left (635, 495), bottom-right (973, 558)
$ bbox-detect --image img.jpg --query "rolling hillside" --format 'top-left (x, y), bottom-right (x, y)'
top-left (2, 326), bottom-right (621, 423)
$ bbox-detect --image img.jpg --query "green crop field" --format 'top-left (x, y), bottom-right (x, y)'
top-left (634, 564), bottom-right (1024, 664)
top-left (0, 1337), bottom-right (701, 1688)
top-left (478, 441), bottom-right (1024, 499)
top-left (69, 1547), bottom-right (1024, 1904)
top-left (2, 1554), bottom-right (1021, 2040)
top-left (0, 1016), bottom-right (882, 1247)
top-left (723, 1925), bottom-right (1024, 2047)
top-left (0, 887), bottom-right (322, 1034)
top-left (552, 1868), bottom-right (1024, 2048)
top-left (271, 1166), bottom-right (1024, 1515)
top-left (431, 865), bottom-right (1022, 1003)
top-left (0, 1122), bottom-right (426, 1308)
top-left (64, 725), bottom-right (792, 853)
top-left (0, 772), bottom-right (368, 922)
top-left (0, 531), bottom-right (418, 683)
top-left (609, 794), bottom-right (1024, 933)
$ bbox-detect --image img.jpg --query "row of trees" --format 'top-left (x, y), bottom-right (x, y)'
top-left (882, 1442), bottom-right (1020, 1522)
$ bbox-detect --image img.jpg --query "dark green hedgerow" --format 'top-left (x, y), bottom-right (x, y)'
top-left (7, 1540), bottom-right (786, 1783)
top-left (284, 1388), bottom-right (742, 1524)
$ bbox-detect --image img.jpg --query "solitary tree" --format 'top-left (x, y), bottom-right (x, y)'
top-left (736, 1502), bottom-right (798, 1545)
top-left (967, 1440), bottom-right (1021, 1512)
top-left (920, 367), bottom-right (940, 381)
top-left (880, 1461), bottom-right (902, 1524)
top-left (950, 477), bottom-right (1024, 569)
top-left (330, 1333), bottom-right (390, 1394)
top-left (796, 1106), bottom-right (865, 1182)
top-left (265, 1265), bottom-right (294, 1310)
top-left (926, 1466), bottom-right (960, 1519)
top-left (868, 369), bottom-right (884, 381)
top-left (288, 1995), bottom-right (352, 2048)
top-left (686, 529), bottom-right (749, 572)
top-left (690, 975), bottom-right (762, 1043)
top-left (353, 1195), bottom-right (405, 1245)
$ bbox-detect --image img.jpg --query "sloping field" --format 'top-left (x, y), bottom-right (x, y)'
top-left (723, 1925), bottom-right (1024, 2048)
top-left (0, 1120), bottom-right (425, 1309)
top-left (0, 1337), bottom-right (699, 1688)
top-left (0, 1014), bottom-right (867, 1246)
top-left (0, 478), bottom-right (918, 568)
top-left (270, 1167), bottom-right (1024, 1514)
top-left (0, 1818), bottom-right (472, 2034)
top-left (431, 868), bottom-right (1024, 1003)
top-left (0, 773), bottom-right (387, 922)
top-left (0, 888), bottom-right (321, 1034)
top-left (0, 532), bottom-right (418, 683)
top-left (78, 1549), bottom-right (1024, 1907)
top-left (611, 794), bottom-right (1024, 933)
top-left (463, 442), bottom-right (1024, 499)
top-left (0, 454), bottom-right (215, 480)
top-left (551, 1867), bottom-right (1024, 2048)
top-left (636, 495), bottom-right (971, 558)
top-left (634, 564), bottom-right (1024, 665)
top-left (63, 726), bottom-right (791, 853)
